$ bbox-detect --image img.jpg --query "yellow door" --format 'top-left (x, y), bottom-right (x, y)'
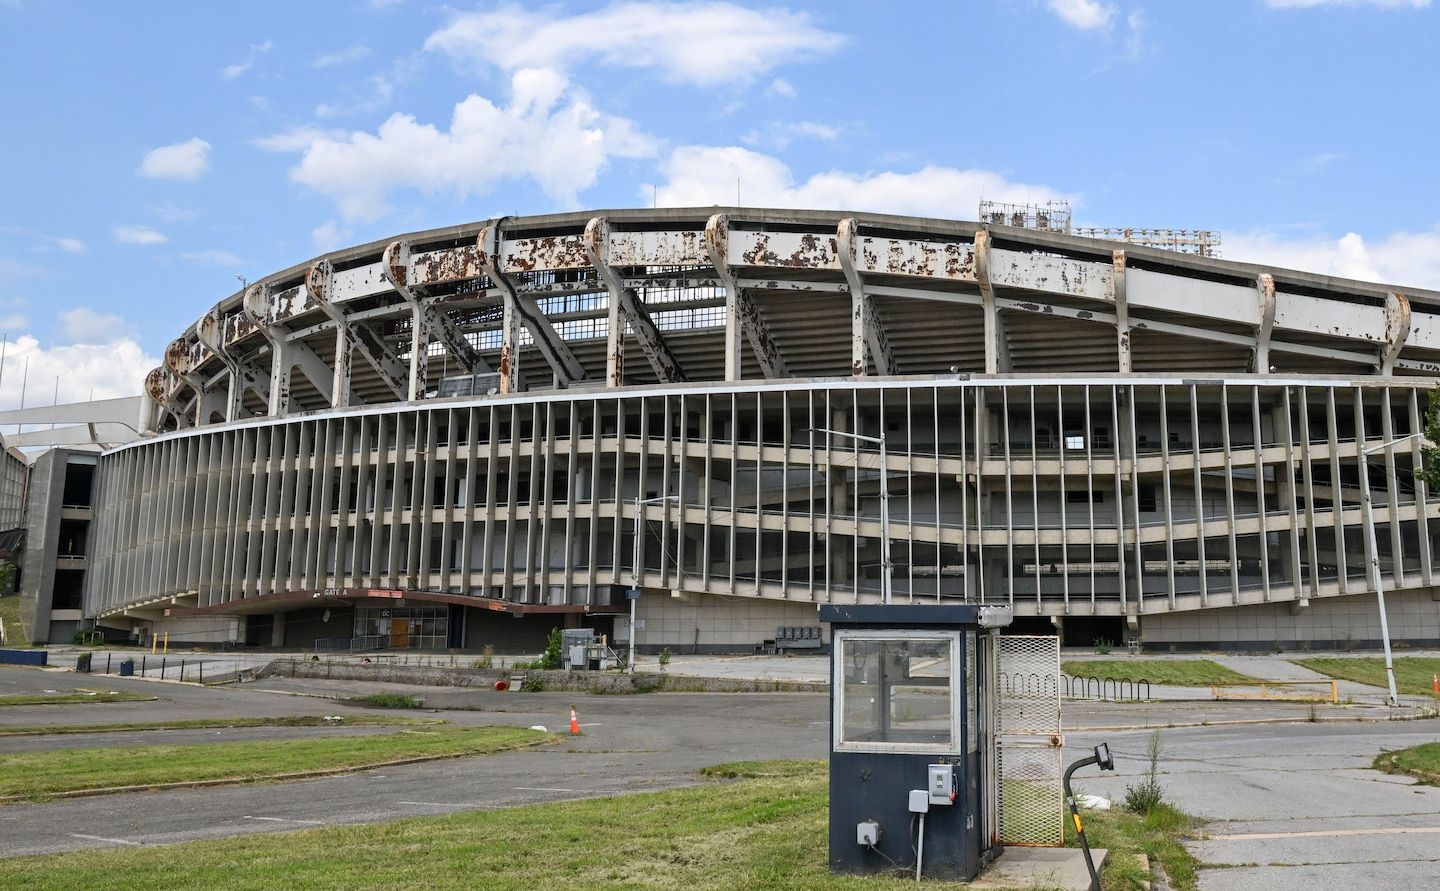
top-left (390, 618), bottom-right (409, 648)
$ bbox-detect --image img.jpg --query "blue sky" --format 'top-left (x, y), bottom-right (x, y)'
top-left (1, 0), bottom-right (1437, 408)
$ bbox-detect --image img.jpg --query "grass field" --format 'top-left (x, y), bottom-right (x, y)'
top-left (1062, 659), bottom-right (1257, 687)
top-left (0, 759), bottom-right (1194, 890)
top-left (1293, 657), bottom-right (1440, 697)
top-left (0, 725), bottom-right (546, 800)
top-left (0, 715), bottom-right (441, 736)
top-left (0, 593), bottom-right (28, 647)
top-left (1375, 741), bottom-right (1440, 784)
top-left (0, 690), bottom-right (154, 707)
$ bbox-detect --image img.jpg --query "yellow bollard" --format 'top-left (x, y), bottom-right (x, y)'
top-left (163, 631), bottom-right (169, 655)
top-left (151, 632), bottom-right (157, 655)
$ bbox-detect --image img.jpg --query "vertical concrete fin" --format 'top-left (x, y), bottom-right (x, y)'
top-left (1111, 250), bottom-right (1131, 373)
top-left (1253, 273), bottom-right (1276, 373)
top-left (1382, 291), bottom-right (1412, 374)
top-left (975, 230), bottom-right (1012, 374)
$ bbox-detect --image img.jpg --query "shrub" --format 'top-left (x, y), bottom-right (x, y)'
top-left (520, 675), bottom-right (545, 692)
top-left (1123, 730), bottom-right (1166, 816)
top-left (658, 648), bottom-right (672, 672)
top-left (538, 628), bottom-right (563, 670)
top-left (471, 645), bottom-right (495, 670)
top-left (1093, 637), bottom-right (1113, 656)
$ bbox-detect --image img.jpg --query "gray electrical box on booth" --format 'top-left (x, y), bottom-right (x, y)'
top-left (819, 603), bottom-right (1011, 881)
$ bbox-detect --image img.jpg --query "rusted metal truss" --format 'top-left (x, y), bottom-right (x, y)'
top-left (197, 307), bottom-right (271, 421)
top-left (704, 214), bottom-right (789, 380)
top-left (479, 223), bottom-right (587, 393)
top-left (309, 259), bottom-right (409, 403)
top-left (243, 282), bottom-right (337, 413)
top-left (383, 240), bottom-right (492, 399)
top-left (583, 217), bottom-right (686, 385)
top-left (837, 218), bottom-right (897, 377)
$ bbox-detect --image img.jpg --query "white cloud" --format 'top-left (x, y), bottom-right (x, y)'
top-left (0, 334), bottom-right (156, 411)
top-left (52, 237), bottom-right (85, 254)
top-left (260, 68), bottom-right (657, 221)
top-left (311, 220), bottom-right (351, 251)
top-left (151, 203), bottom-right (199, 224)
top-left (113, 225), bottom-right (167, 246)
top-left (315, 75), bottom-right (394, 119)
top-left (1298, 151), bottom-right (1346, 175)
top-left (58, 307), bottom-right (133, 344)
top-left (767, 77), bottom-right (796, 98)
top-left (740, 120), bottom-right (841, 150)
top-left (222, 39), bottom-right (273, 80)
top-left (425, 2), bottom-right (846, 86)
top-left (179, 250), bottom-right (244, 266)
top-left (139, 138), bottom-right (212, 181)
top-left (649, 145), bottom-right (1072, 219)
top-left (253, 127), bottom-right (347, 153)
top-left (313, 45), bottom-right (371, 68)
top-left (1266, 0), bottom-right (1428, 8)
top-left (1224, 227), bottom-right (1440, 289)
top-left (1047, 0), bottom-right (1116, 29)
top-left (0, 313), bottom-right (27, 331)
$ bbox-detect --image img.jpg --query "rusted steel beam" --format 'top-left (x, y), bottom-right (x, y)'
top-left (143, 366), bottom-right (191, 430)
top-left (582, 218), bottom-right (625, 387)
top-left (383, 240), bottom-right (492, 400)
top-left (310, 259), bottom-right (408, 403)
top-left (619, 287), bottom-right (686, 383)
top-left (974, 230), bottom-right (1012, 374)
top-left (838, 218), bottom-right (897, 377)
top-left (478, 222), bottom-right (586, 391)
top-left (1253, 273), bottom-right (1277, 373)
top-left (197, 307), bottom-right (271, 421)
top-left (1382, 292), bottom-right (1412, 374)
top-left (1110, 250), bottom-right (1131, 373)
top-left (704, 214), bottom-right (788, 380)
top-left (583, 217), bottom-right (686, 386)
top-left (242, 282), bottom-right (335, 413)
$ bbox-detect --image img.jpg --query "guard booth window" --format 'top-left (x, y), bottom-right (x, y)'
top-left (836, 633), bottom-right (958, 751)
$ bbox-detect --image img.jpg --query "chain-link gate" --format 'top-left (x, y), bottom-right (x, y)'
top-left (994, 634), bottom-right (1064, 846)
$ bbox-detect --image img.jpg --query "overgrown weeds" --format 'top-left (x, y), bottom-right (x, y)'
top-left (1123, 730), bottom-right (1166, 816)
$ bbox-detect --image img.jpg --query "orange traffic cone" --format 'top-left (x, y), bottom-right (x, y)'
top-left (1432, 673), bottom-right (1438, 695)
top-left (569, 705), bottom-right (581, 736)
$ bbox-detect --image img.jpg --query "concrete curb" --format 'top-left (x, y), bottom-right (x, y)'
top-left (1070, 710), bottom-right (1436, 732)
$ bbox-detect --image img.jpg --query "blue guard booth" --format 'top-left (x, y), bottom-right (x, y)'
top-left (819, 603), bottom-right (1012, 882)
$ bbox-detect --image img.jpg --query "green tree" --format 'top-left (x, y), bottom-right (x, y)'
top-left (1419, 394), bottom-right (1440, 490)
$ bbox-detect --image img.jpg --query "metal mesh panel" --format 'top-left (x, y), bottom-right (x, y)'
top-left (997, 635), bottom-right (1062, 734)
top-left (996, 634), bottom-right (1063, 846)
top-left (997, 743), bottom-right (1066, 846)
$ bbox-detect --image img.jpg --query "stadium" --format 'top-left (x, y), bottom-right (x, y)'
top-left (25, 206), bottom-right (1440, 653)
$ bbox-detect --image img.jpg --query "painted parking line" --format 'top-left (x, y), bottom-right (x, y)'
top-left (1210, 826), bottom-right (1440, 841)
top-left (68, 833), bottom-right (139, 846)
top-left (397, 801), bottom-right (471, 808)
top-left (512, 786), bottom-right (583, 793)
top-left (241, 816), bottom-right (325, 825)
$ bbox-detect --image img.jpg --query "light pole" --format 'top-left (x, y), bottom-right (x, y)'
top-left (1360, 432), bottom-right (1425, 707)
top-left (629, 493), bottom-right (679, 673)
top-left (812, 427), bottom-right (892, 605)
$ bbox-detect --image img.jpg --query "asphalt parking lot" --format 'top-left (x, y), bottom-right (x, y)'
top-left (1, 663), bottom-right (1437, 889)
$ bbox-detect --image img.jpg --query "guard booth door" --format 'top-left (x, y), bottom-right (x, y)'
top-left (994, 634), bottom-right (1064, 846)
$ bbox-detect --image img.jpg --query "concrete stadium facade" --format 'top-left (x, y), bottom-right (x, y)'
top-left (82, 208), bottom-right (1440, 652)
